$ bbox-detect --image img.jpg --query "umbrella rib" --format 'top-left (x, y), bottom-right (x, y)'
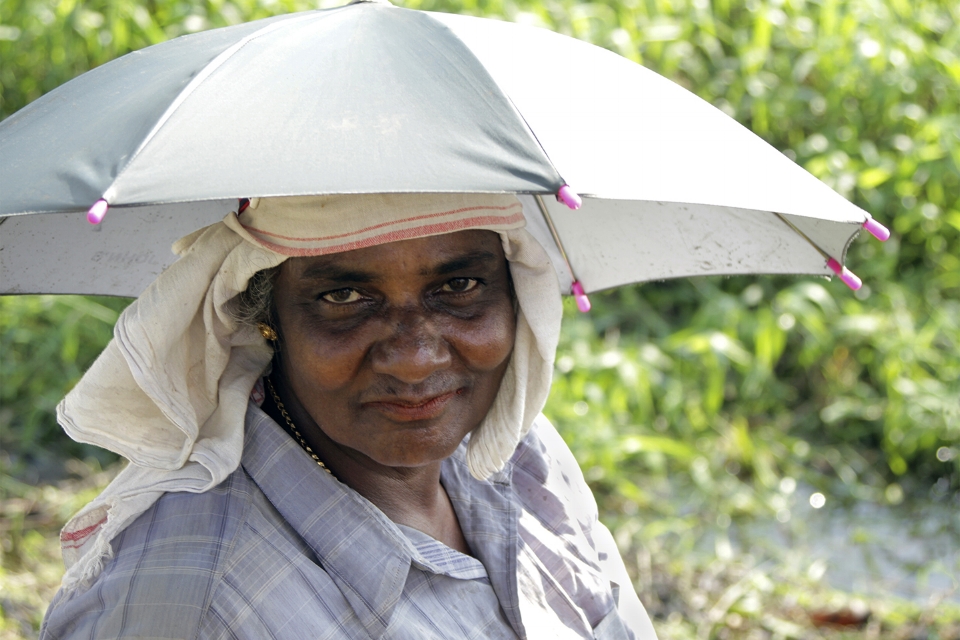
top-left (771, 211), bottom-right (834, 263)
top-left (533, 194), bottom-right (581, 283)
top-left (103, 12), bottom-right (327, 203)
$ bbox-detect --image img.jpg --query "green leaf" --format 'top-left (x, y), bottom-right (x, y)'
top-left (857, 166), bottom-right (892, 189)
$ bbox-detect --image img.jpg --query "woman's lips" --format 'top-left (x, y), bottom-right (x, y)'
top-left (365, 390), bottom-right (463, 421)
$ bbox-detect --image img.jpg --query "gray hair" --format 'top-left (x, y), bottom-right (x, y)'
top-left (233, 266), bottom-right (280, 328)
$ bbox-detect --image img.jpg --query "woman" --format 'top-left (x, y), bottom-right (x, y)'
top-left (42, 193), bottom-right (657, 639)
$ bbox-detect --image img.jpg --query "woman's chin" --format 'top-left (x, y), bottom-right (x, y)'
top-left (347, 422), bottom-right (472, 470)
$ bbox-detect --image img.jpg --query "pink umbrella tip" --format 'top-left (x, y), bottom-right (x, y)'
top-left (863, 218), bottom-right (890, 241)
top-left (827, 258), bottom-right (862, 291)
top-left (87, 199), bottom-right (109, 225)
top-left (557, 184), bottom-right (582, 210)
top-left (571, 281), bottom-right (591, 312)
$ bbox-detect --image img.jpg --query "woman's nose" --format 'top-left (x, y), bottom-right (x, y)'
top-left (370, 309), bottom-right (452, 384)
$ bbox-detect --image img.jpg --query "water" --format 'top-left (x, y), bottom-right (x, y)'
top-left (790, 489), bottom-right (958, 602)
top-left (730, 486), bottom-right (960, 603)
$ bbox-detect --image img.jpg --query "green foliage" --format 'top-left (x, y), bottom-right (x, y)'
top-left (0, 296), bottom-right (129, 469)
top-left (0, 459), bottom-right (120, 637)
top-left (545, 283), bottom-right (957, 533)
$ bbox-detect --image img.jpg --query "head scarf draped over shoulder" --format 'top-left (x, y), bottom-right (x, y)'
top-left (56, 193), bottom-right (562, 591)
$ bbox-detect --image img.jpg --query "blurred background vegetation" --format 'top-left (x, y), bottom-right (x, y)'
top-left (1, 0), bottom-right (958, 637)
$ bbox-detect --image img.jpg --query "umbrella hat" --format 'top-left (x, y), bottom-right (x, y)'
top-left (0, 0), bottom-right (888, 298)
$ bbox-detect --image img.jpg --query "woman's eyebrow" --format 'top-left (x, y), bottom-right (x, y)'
top-left (298, 263), bottom-right (376, 284)
top-left (428, 251), bottom-right (500, 277)
top-left (296, 250), bottom-right (500, 282)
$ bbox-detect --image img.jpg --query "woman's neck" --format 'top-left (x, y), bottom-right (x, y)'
top-left (261, 384), bottom-right (472, 555)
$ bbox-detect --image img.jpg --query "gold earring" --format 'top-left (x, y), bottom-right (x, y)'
top-left (257, 322), bottom-right (278, 341)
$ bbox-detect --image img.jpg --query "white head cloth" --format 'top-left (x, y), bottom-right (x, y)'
top-left (56, 193), bottom-right (562, 591)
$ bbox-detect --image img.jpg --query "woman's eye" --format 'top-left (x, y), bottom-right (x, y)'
top-left (441, 278), bottom-right (479, 293)
top-left (321, 288), bottom-right (363, 304)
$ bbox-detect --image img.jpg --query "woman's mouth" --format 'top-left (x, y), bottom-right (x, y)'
top-left (365, 389), bottom-right (463, 422)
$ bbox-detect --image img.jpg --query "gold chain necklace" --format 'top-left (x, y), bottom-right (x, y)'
top-left (265, 377), bottom-right (333, 476)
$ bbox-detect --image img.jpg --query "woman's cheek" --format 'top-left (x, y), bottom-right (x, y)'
top-left (276, 327), bottom-right (341, 391)
top-left (454, 315), bottom-right (516, 372)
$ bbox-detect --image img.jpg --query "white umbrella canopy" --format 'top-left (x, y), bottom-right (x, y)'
top-left (0, 0), bottom-right (888, 298)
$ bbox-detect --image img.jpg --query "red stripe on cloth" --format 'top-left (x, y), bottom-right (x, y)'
top-left (251, 213), bottom-right (525, 257)
top-left (250, 378), bottom-right (265, 407)
top-left (60, 516), bottom-right (107, 543)
top-left (241, 203), bottom-right (523, 243)
top-left (62, 540), bottom-right (94, 550)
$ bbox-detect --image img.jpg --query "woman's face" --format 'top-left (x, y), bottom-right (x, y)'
top-left (271, 230), bottom-right (516, 469)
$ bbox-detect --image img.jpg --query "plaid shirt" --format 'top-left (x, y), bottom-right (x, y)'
top-left (42, 405), bottom-right (635, 640)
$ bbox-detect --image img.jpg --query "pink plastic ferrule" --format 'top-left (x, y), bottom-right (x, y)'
top-left (87, 199), bottom-right (108, 225)
top-left (863, 217), bottom-right (890, 242)
top-left (571, 281), bottom-right (591, 312)
top-left (827, 257), bottom-right (862, 291)
top-left (557, 184), bottom-right (582, 210)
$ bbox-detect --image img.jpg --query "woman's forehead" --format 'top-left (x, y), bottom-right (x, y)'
top-left (282, 230), bottom-right (506, 282)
